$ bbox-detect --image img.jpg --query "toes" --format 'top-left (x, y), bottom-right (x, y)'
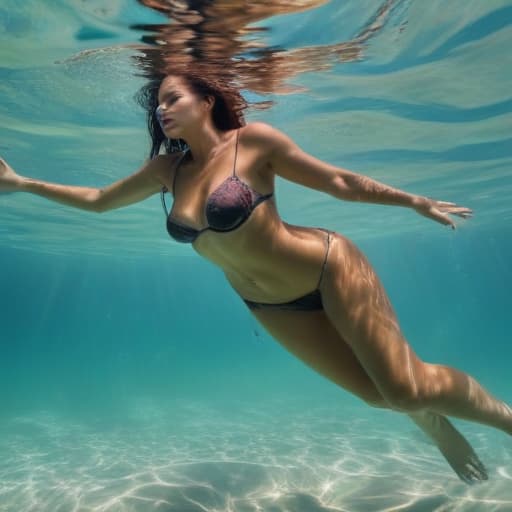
top-left (469, 455), bottom-right (488, 479)
top-left (457, 456), bottom-right (488, 485)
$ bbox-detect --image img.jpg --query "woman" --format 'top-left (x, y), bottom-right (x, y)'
top-left (1, 71), bottom-right (510, 485)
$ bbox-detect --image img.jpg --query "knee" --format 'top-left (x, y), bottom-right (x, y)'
top-left (380, 384), bottom-right (426, 413)
top-left (359, 392), bottom-right (389, 410)
top-left (379, 361), bottom-right (438, 412)
top-left (363, 397), bottom-right (389, 409)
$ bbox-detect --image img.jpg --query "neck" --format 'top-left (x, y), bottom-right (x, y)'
top-left (182, 121), bottom-right (229, 167)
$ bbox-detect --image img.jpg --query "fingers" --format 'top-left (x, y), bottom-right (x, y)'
top-left (431, 211), bottom-right (456, 229)
top-left (440, 205), bottom-right (472, 214)
top-left (438, 204), bottom-right (473, 219)
top-left (433, 200), bottom-right (473, 216)
top-left (418, 199), bottom-right (473, 228)
top-left (449, 209), bottom-right (473, 219)
top-left (435, 201), bottom-right (457, 207)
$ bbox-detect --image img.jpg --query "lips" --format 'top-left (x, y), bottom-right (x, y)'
top-left (158, 116), bottom-right (176, 130)
top-left (155, 108), bottom-right (175, 129)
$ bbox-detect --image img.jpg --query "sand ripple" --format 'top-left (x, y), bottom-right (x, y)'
top-left (1, 402), bottom-right (511, 511)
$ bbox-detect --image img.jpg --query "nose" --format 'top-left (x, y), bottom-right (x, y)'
top-left (155, 105), bottom-right (167, 124)
top-left (155, 105), bottom-right (167, 130)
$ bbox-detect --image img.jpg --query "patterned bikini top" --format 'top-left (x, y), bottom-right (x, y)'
top-left (161, 130), bottom-right (274, 244)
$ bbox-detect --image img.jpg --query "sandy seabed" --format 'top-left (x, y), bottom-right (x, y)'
top-left (1, 400), bottom-right (511, 512)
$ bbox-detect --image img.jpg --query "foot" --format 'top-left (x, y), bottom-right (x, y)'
top-left (409, 411), bottom-right (488, 484)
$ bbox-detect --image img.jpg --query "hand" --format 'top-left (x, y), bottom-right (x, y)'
top-left (0, 157), bottom-right (23, 193)
top-left (413, 196), bottom-right (473, 229)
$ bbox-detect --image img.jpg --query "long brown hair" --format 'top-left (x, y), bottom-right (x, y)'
top-left (133, 0), bottom-right (398, 158)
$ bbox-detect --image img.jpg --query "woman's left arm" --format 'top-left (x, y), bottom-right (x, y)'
top-left (251, 123), bottom-right (472, 229)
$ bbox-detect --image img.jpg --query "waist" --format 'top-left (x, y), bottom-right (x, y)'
top-left (223, 225), bottom-right (332, 304)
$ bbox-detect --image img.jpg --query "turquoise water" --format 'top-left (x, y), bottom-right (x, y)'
top-left (1, 1), bottom-right (512, 510)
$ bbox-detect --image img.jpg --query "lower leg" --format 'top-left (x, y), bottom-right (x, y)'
top-left (364, 396), bottom-right (488, 483)
top-left (416, 363), bottom-right (512, 435)
top-left (408, 410), bottom-right (487, 483)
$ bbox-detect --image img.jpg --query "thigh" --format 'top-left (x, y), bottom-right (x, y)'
top-left (320, 233), bottom-right (426, 401)
top-left (249, 307), bottom-right (385, 406)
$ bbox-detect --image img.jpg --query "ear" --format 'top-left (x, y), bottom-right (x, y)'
top-left (203, 95), bottom-right (215, 111)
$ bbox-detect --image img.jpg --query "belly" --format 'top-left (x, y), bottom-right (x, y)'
top-left (220, 224), bottom-right (332, 302)
top-left (192, 198), bottom-right (334, 302)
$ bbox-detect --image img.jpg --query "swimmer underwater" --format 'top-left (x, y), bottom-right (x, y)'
top-left (1, 0), bottom-right (511, 486)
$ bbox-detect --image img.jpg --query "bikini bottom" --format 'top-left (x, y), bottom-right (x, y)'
top-left (243, 230), bottom-right (331, 312)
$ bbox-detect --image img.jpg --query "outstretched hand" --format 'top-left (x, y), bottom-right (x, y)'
top-left (0, 157), bottom-right (23, 193)
top-left (413, 196), bottom-right (473, 229)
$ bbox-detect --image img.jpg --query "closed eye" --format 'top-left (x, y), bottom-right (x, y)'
top-left (159, 93), bottom-right (180, 106)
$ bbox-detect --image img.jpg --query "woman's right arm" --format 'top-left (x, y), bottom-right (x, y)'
top-left (0, 155), bottom-right (170, 212)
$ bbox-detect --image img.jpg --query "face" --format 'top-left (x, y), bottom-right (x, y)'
top-left (156, 75), bottom-right (212, 137)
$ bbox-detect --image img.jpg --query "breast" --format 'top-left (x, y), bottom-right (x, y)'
top-left (205, 176), bottom-right (255, 232)
top-left (166, 217), bottom-right (201, 244)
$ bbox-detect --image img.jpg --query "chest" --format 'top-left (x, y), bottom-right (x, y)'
top-left (169, 147), bottom-right (273, 228)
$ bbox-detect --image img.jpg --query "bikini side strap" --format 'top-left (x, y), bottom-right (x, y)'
top-left (232, 129), bottom-right (240, 176)
top-left (161, 150), bottom-right (187, 217)
top-left (317, 230), bottom-right (331, 288)
top-left (161, 188), bottom-right (169, 217)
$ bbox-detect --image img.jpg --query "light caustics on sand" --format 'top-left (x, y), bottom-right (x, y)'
top-left (1, 405), bottom-right (511, 511)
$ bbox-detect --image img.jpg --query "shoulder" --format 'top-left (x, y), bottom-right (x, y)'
top-left (145, 152), bottom-right (183, 176)
top-left (239, 122), bottom-right (300, 161)
top-left (149, 152), bottom-right (182, 169)
top-left (240, 122), bottom-right (285, 142)
top-left (240, 122), bottom-right (298, 155)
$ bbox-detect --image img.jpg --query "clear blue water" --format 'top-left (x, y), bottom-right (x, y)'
top-left (1, 1), bottom-right (511, 510)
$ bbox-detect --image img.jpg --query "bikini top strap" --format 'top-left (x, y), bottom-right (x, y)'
top-left (232, 129), bottom-right (240, 177)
